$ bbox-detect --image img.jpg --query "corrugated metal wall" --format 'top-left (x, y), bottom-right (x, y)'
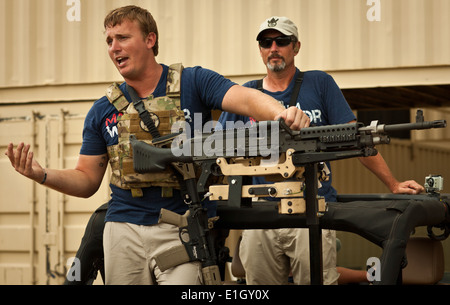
top-left (1, 0), bottom-right (450, 284)
top-left (0, 103), bottom-right (111, 284)
top-left (1, 0), bottom-right (449, 90)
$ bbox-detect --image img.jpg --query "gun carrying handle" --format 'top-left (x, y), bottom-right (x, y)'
top-left (278, 118), bottom-right (295, 136)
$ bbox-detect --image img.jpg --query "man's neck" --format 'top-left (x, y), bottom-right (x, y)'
top-left (264, 65), bottom-right (297, 92)
top-left (126, 62), bottom-right (163, 98)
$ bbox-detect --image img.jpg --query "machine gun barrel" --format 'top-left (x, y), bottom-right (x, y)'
top-left (359, 120), bottom-right (446, 134)
top-left (358, 110), bottom-right (446, 135)
top-left (382, 120), bottom-right (447, 132)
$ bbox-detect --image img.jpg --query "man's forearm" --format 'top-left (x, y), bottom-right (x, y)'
top-left (222, 85), bottom-right (284, 121)
top-left (41, 168), bottom-right (104, 198)
top-left (358, 153), bottom-right (398, 192)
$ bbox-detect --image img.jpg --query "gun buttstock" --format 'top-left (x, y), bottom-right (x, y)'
top-left (130, 136), bottom-right (193, 173)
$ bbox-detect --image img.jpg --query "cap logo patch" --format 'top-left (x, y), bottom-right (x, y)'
top-left (268, 18), bottom-right (278, 27)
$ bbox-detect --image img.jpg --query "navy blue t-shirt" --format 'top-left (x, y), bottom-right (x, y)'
top-left (218, 69), bottom-right (356, 202)
top-left (80, 64), bottom-right (235, 225)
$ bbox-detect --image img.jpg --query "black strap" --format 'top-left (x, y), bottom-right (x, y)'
top-left (256, 79), bottom-right (263, 91)
top-left (255, 72), bottom-right (304, 108)
top-left (289, 72), bottom-right (304, 107)
top-left (126, 84), bottom-right (161, 139)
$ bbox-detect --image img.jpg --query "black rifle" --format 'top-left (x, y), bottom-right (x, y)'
top-left (131, 110), bottom-right (446, 285)
top-left (131, 110), bottom-right (446, 191)
top-left (128, 141), bottom-right (222, 285)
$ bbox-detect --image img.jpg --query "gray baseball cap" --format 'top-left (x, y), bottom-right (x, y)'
top-left (256, 16), bottom-right (299, 40)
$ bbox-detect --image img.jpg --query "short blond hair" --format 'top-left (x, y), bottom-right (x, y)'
top-left (104, 5), bottom-right (159, 56)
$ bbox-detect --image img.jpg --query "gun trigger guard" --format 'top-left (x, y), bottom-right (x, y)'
top-left (179, 227), bottom-right (190, 244)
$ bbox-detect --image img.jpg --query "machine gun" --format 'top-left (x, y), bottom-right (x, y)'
top-left (130, 110), bottom-right (446, 285)
top-left (132, 110), bottom-right (446, 210)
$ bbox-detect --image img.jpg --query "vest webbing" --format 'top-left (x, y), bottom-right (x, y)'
top-left (105, 63), bottom-right (185, 197)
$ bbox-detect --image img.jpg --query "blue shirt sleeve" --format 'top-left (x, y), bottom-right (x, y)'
top-left (80, 97), bottom-right (116, 155)
top-left (216, 79), bottom-right (256, 130)
top-left (181, 66), bottom-right (236, 111)
top-left (180, 66), bottom-right (236, 133)
top-left (320, 72), bottom-right (356, 125)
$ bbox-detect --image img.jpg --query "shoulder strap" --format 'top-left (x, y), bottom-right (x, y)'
top-left (126, 84), bottom-right (161, 139)
top-left (256, 79), bottom-right (264, 91)
top-left (106, 63), bottom-right (184, 111)
top-left (166, 63), bottom-right (184, 97)
top-left (253, 72), bottom-right (304, 108)
top-left (105, 82), bottom-right (130, 111)
top-left (289, 71), bottom-right (304, 107)
top-left (106, 64), bottom-right (185, 139)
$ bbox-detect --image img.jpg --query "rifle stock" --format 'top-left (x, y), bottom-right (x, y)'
top-left (130, 135), bottom-right (193, 173)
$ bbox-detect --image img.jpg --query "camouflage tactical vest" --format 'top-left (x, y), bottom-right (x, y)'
top-left (106, 63), bottom-right (185, 197)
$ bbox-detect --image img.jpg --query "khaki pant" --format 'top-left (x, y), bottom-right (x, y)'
top-left (239, 228), bottom-right (340, 285)
top-left (103, 221), bottom-right (202, 285)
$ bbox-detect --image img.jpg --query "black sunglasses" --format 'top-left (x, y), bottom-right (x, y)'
top-left (258, 36), bottom-right (294, 48)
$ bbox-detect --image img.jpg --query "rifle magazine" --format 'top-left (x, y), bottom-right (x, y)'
top-left (154, 244), bottom-right (191, 272)
top-left (202, 265), bottom-right (222, 285)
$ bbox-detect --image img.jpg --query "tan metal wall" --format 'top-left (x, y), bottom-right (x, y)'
top-left (1, 0), bottom-right (449, 92)
top-left (1, 0), bottom-right (449, 108)
top-left (0, 102), bottom-right (110, 285)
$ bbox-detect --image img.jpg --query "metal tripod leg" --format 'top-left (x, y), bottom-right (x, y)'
top-left (304, 163), bottom-right (323, 285)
